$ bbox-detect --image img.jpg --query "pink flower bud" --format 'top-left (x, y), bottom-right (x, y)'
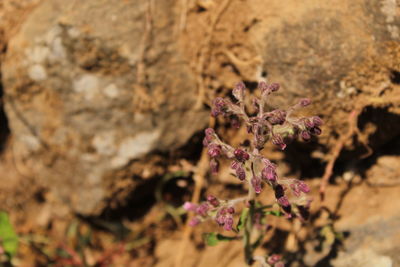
top-left (216, 214), bottom-right (225, 225)
top-left (223, 216), bottom-right (234, 231)
top-left (210, 159), bottom-right (219, 174)
top-left (277, 196), bottom-right (290, 207)
top-left (310, 126), bottom-right (322, 136)
top-left (233, 82), bottom-right (245, 101)
top-left (290, 184), bottom-right (301, 197)
top-left (211, 97), bottom-right (227, 117)
top-left (301, 131), bottom-right (311, 141)
top-left (272, 135), bottom-right (286, 150)
top-left (205, 128), bottom-right (215, 137)
top-left (258, 81), bottom-right (269, 93)
top-left (303, 118), bottom-right (314, 129)
top-left (227, 207), bottom-right (235, 214)
top-left (195, 203), bottom-right (209, 216)
top-left (183, 202), bottom-right (197, 211)
top-left (231, 161), bottom-right (246, 180)
top-left (312, 116), bottom-right (323, 126)
top-left (207, 144), bottom-right (222, 158)
top-left (266, 110), bottom-right (287, 125)
top-left (268, 83), bottom-right (280, 92)
top-left (251, 176), bottom-right (262, 194)
top-left (262, 165), bottom-right (277, 182)
top-left (267, 254), bottom-right (282, 265)
top-left (299, 98), bottom-right (311, 107)
top-left (234, 148), bottom-right (250, 162)
top-left (189, 217), bottom-right (201, 227)
top-left (207, 195), bottom-right (220, 207)
top-left (297, 181), bottom-right (310, 193)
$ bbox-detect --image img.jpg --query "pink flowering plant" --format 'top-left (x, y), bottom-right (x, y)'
top-left (183, 82), bottom-right (323, 266)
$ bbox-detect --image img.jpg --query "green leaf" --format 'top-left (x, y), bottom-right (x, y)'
top-left (264, 210), bottom-right (283, 217)
top-left (203, 232), bottom-right (237, 246)
top-left (0, 211), bottom-right (18, 257)
top-left (237, 208), bottom-right (249, 231)
top-left (216, 234), bottom-right (237, 241)
top-left (203, 233), bottom-right (219, 246)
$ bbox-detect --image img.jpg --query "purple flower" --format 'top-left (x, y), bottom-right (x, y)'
top-left (195, 203), bottom-right (209, 216)
top-left (272, 135), bottom-right (286, 150)
top-left (262, 164), bottom-right (277, 183)
top-left (251, 176), bottom-right (262, 194)
top-left (211, 97), bottom-right (227, 117)
top-left (227, 207), bottom-right (235, 214)
top-left (233, 81), bottom-right (245, 101)
top-left (216, 215), bottom-right (225, 225)
top-left (207, 144), bottom-right (222, 158)
top-left (205, 127), bottom-right (215, 137)
top-left (210, 159), bottom-right (219, 174)
top-left (266, 110), bottom-right (287, 125)
top-left (310, 126), bottom-right (322, 136)
top-left (234, 148), bottom-right (250, 162)
top-left (207, 195), bottom-right (220, 207)
top-left (267, 254), bottom-right (282, 265)
top-left (297, 181), bottom-right (310, 193)
top-left (183, 202), bottom-right (197, 212)
top-left (268, 83), bottom-right (280, 92)
top-left (277, 196), bottom-right (290, 207)
top-left (299, 98), bottom-right (311, 107)
top-left (303, 118), bottom-right (314, 129)
top-left (258, 81), bottom-right (269, 94)
top-left (189, 217), bottom-right (201, 227)
top-left (290, 184), bottom-right (301, 197)
top-left (215, 208), bottom-right (226, 225)
top-left (223, 216), bottom-right (234, 231)
top-left (301, 131), bottom-right (311, 141)
top-left (231, 161), bottom-right (246, 180)
top-left (312, 116), bottom-right (323, 126)
top-left (252, 98), bottom-right (260, 113)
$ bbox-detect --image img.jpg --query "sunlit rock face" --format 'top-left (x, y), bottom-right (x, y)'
top-left (2, 0), bottom-right (208, 215)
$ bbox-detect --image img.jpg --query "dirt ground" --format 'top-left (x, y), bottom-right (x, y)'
top-left (1, 0), bottom-right (400, 266)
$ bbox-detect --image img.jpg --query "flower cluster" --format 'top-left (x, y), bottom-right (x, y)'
top-left (211, 81), bottom-right (322, 150)
top-left (183, 195), bottom-right (241, 231)
top-left (183, 81), bottom-right (323, 265)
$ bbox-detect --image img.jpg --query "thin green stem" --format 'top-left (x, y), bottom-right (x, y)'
top-left (243, 200), bottom-right (255, 265)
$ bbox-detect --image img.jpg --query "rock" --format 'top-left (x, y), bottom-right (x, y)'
top-left (332, 248), bottom-right (393, 267)
top-left (1, 0), bottom-right (208, 215)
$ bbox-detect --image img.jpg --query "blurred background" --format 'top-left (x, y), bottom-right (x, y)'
top-left (0, 0), bottom-right (399, 266)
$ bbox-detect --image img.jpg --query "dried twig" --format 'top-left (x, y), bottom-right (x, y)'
top-left (194, 0), bottom-right (231, 109)
top-left (319, 109), bottom-right (361, 200)
top-left (174, 117), bottom-right (215, 267)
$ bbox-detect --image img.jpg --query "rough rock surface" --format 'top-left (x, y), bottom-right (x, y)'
top-left (2, 0), bottom-right (208, 215)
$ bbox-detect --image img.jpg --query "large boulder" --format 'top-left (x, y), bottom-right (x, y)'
top-left (2, 0), bottom-right (208, 215)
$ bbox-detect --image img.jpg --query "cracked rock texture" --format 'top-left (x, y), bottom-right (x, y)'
top-left (2, 0), bottom-right (208, 215)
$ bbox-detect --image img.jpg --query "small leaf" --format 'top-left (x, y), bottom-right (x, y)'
top-left (216, 234), bottom-right (237, 241)
top-left (203, 233), bottom-right (219, 246)
top-left (264, 210), bottom-right (283, 217)
top-left (237, 208), bottom-right (249, 231)
top-left (0, 211), bottom-right (18, 257)
top-left (203, 232), bottom-right (237, 246)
